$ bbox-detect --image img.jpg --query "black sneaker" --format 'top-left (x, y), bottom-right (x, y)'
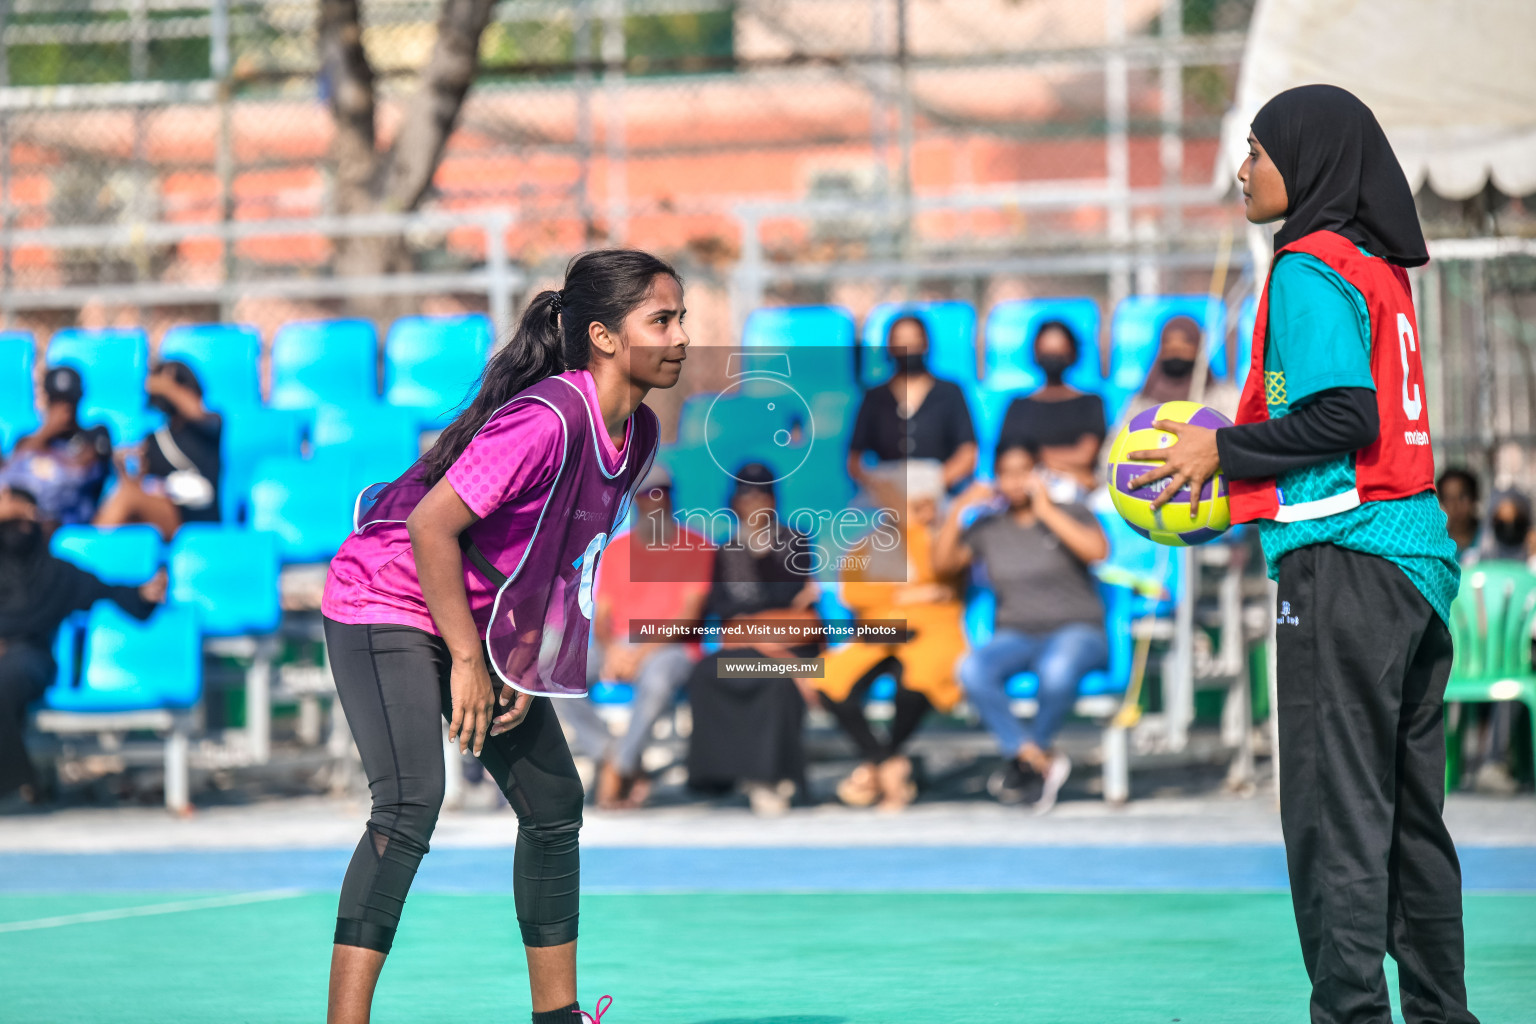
top-left (987, 759), bottom-right (1044, 806)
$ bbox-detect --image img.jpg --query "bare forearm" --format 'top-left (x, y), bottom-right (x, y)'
top-left (410, 525), bottom-right (482, 663)
top-left (1036, 504), bottom-right (1107, 563)
top-left (931, 510), bottom-right (971, 576)
top-left (943, 443), bottom-right (977, 487)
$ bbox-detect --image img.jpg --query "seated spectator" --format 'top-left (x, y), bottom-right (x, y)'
top-left (848, 315), bottom-right (977, 493)
top-left (0, 486), bottom-right (165, 805)
top-left (998, 321), bottom-right (1106, 492)
top-left (1483, 489), bottom-right (1533, 566)
top-left (811, 460), bottom-right (966, 811)
top-left (0, 366), bottom-right (112, 528)
top-left (554, 465), bottom-right (714, 809)
top-left (1461, 487), bottom-right (1533, 795)
top-left (933, 441), bottom-right (1109, 813)
top-left (1437, 467), bottom-right (1481, 565)
top-left (686, 463), bottom-right (821, 816)
top-left (95, 361), bottom-right (221, 540)
top-left (1120, 315), bottom-right (1241, 423)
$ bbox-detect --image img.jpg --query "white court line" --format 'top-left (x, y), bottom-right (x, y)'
top-left (0, 889), bottom-right (305, 934)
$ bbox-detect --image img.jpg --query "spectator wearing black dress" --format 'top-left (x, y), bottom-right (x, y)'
top-left (997, 320), bottom-right (1106, 491)
top-left (848, 316), bottom-right (977, 493)
top-left (95, 360), bottom-right (221, 540)
top-left (0, 487), bottom-right (165, 804)
top-left (685, 463), bottom-right (821, 816)
top-left (0, 366), bottom-right (113, 528)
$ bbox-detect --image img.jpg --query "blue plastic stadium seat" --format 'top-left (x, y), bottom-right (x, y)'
top-left (47, 327), bottom-right (151, 442)
top-left (1106, 296), bottom-right (1226, 421)
top-left (384, 314), bottom-right (492, 428)
top-left (983, 297), bottom-right (1103, 394)
top-left (969, 389), bottom-right (1015, 478)
top-left (269, 319), bottom-right (379, 412)
top-left (663, 444), bottom-right (735, 543)
top-left (861, 300), bottom-right (978, 388)
top-left (51, 611), bottom-right (86, 695)
top-left (1093, 503), bottom-right (1182, 619)
top-left (1207, 296), bottom-right (1257, 387)
top-left (0, 331), bottom-right (39, 453)
top-left (963, 578), bottom-right (1133, 701)
top-left (44, 602), bottom-right (202, 712)
top-left (588, 681), bottom-right (635, 705)
top-left (220, 407), bottom-right (308, 524)
top-left (159, 323), bottom-right (263, 414)
top-left (169, 525), bottom-right (281, 636)
top-left (742, 305), bottom-right (858, 396)
top-left (311, 405), bottom-right (421, 497)
top-left (250, 451), bottom-right (360, 563)
top-left (50, 524), bottom-right (162, 585)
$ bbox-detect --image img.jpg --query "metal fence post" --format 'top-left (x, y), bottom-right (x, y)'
top-left (487, 211), bottom-right (512, 343)
top-left (212, 0), bottom-right (235, 319)
top-left (602, 0), bottom-right (627, 244)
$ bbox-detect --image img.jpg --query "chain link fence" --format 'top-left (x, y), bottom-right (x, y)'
top-left (5, 0), bottom-right (1535, 480)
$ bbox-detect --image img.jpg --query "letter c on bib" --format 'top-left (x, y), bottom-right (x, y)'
top-left (1397, 312), bottom-right (1423, 422)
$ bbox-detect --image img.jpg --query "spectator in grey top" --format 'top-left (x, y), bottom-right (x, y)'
top-left (933, 440), bottom-right (1109, 813)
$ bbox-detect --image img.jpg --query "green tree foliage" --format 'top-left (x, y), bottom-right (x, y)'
top-left (6, 8), bottom-right (210, 86)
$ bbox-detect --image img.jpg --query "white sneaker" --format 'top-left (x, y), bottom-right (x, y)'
top-left (744, 779), bottom-right (793, 817)
top-left (1034, 753), bottom-right (1071, 815)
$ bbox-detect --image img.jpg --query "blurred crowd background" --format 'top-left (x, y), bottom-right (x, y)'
top-left (1, 0), bottom-right (1533, 817)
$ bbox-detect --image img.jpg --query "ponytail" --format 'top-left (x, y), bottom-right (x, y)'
top-left (420, 248), bottom-right (679, 486)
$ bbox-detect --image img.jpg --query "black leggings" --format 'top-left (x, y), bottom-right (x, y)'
top-left (820, 655), bottom-right (933, 764)
top-left (324, 618), bottom-right (584, 954)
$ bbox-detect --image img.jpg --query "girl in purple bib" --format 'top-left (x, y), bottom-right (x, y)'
top-left (321, 250), bottom-right (686, 1024)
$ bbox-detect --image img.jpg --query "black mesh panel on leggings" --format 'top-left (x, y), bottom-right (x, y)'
top-left (324, 618), bottom-right (585, 954)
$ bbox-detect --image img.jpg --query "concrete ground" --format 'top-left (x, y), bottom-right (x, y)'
top-left (3, 788), bottom-right (1532, 854)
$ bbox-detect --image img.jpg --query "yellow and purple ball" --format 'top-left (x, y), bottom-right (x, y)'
top-left (1107, 400), bottom-right (1233, 547)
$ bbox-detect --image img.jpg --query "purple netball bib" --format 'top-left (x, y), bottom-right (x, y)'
top-left (355, 375), bottom-right (658, 697)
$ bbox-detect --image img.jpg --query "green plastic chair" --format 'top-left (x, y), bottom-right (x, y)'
top-left (1444, 560), bottom-right (1536, 790)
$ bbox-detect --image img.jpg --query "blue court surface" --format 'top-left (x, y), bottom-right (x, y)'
top-left (3, 843), bottom-right (1532, 1023)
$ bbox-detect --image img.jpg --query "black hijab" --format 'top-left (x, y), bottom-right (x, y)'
top-left (1251, 84), bottom-right (1428, 268)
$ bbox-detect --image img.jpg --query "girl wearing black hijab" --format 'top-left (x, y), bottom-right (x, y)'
top-left (1130, 85), bottom-right (1476, 1024)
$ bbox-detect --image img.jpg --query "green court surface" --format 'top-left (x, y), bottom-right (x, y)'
top-left (3, 891), bottom-right (1531, 1023)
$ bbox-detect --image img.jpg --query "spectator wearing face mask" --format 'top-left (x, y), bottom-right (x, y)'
top-left (997, 320), bottom-right (1107, 491)
top-left (94, 360), bottom-right (221, 540)
top-left (848, 315), bottom-right (978, 494)
top-left (1121, 315), bottom-right (1241, 424)
top-left (0, 487), bottom-right (165, 805)
top-left (0, 366), bottom-right (113, 528)
top-left (1482, 489), bottom-right (1533, 566)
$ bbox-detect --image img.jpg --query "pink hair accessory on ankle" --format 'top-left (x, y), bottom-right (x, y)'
top-left (577, 995), bottom-right (613, 1023)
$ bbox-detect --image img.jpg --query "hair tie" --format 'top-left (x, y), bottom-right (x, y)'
top-left (549, 291), bottom-right (563, 315)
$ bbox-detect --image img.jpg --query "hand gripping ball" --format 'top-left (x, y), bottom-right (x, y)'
top-left (1107, 400), bottom-right (1233, 547)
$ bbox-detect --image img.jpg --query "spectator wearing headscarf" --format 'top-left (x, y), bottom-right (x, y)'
top-left (1121, 315), bottom-right (1241, 424)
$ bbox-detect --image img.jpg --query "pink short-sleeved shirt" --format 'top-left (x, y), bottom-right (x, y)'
top-left (321, 370), bottom-right (627, 634)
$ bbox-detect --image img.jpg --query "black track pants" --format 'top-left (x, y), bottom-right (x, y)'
top-left (1275, 544), bottom-right (1477, 1024)
top-left (324, 618), bottom-right (584, 954)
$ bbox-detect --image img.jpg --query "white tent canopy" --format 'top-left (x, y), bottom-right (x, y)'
top-left (1220, 0), bottom-right (1536, 200)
